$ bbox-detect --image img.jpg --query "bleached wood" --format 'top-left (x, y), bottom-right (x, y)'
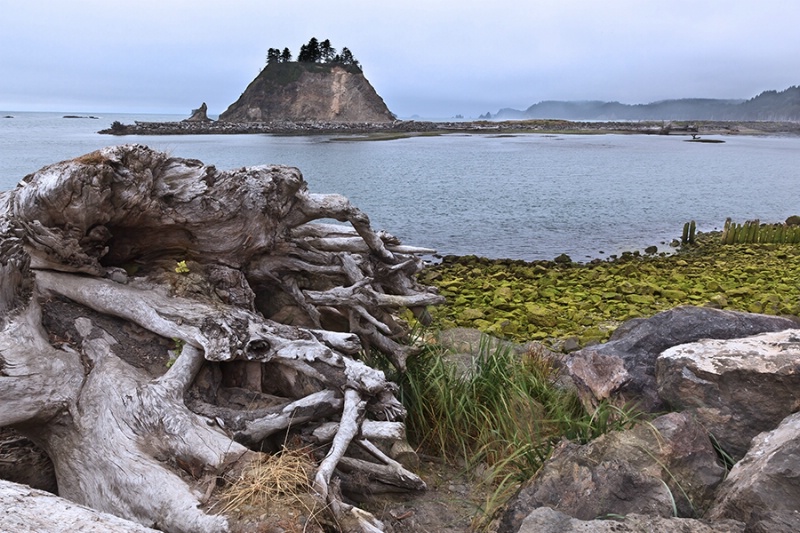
top-left (237, 390), bottom-right (343, 444)
top-left (0, 480), bottom-right (159, 533)
top-left (312, 420), bottom-right (407, 442)
top-left (0, 145), bottom-right (440, 532)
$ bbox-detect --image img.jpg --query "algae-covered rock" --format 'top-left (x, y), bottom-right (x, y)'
top-left (660, 289), bottom-right (688, 300)
top-left (419, 240), bottom-right (800, 351)
top-left (459, 308), bottom-right (485, 321)
top-left (525, 303), bottom-right (557, 327)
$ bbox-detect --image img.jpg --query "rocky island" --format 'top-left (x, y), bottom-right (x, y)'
top-left (102, 38), bottom-right (400, 136)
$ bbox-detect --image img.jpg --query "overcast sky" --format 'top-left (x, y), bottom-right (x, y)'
top-left (1, 0), bottom-right (799, 118)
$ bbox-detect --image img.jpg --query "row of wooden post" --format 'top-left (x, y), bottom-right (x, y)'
top-left (721, 218), bottom-right (800, 244)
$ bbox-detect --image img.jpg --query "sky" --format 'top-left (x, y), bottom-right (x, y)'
top-left (1, 0), bottom-right (799, 119)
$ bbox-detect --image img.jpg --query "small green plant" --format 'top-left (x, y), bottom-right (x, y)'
top-left (175, 260), bottom-right (190, 274)
top-left (710, 433), bottom-right (736, 474)
top-left (166, 338), bottom-right (185, 368)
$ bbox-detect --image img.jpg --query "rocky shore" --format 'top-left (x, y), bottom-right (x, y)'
top-left (98, 118), bottom-right (800, 137)
top-left (5, 144), bottom-right (800, 533)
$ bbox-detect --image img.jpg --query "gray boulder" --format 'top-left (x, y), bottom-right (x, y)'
top-left (564, 306), bottom-right (797, 411)
top-left (517, 507), bottom-right (744, 533)
top-left (657, 329), bottom-right (800, 459)
top-left (498, 309), bottom-right (800, 533)
top-left (707, 411), bottom-right (800, 532)
top-left (495, 412), bottom-right (726, 533)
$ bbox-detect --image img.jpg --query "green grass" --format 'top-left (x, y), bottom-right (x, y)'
top-left (376, 335), bottom-right (642, 527)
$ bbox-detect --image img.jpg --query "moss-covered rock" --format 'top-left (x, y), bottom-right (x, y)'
top-left (419, 235), bottom-right (800, 350)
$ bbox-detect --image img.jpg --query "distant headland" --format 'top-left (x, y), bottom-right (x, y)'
top-left (485, 85), bottom-right (800, 122)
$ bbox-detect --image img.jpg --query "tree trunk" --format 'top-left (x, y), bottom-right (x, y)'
top-left (0, 144), bottom-right (443, 532)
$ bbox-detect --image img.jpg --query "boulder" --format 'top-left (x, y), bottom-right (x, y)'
top-left (657, 329), bottom-right (800, 459)
top-left (707, 411), bottom-right (800, 532)
top-left (564, 306), bottom-right (797, 411)
top-left (516, 507), bottom-right (744, 533)
top-left (495, 412), bottom-right (726, 533)
top-left (496, 309), bottom-right (800, 533)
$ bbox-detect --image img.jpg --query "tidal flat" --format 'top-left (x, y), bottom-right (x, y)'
top-left (418, 232), bottom-right (800, 348)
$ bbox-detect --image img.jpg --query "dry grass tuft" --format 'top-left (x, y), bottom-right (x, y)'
top-left (73, 151), bottom-right (107, 165)
top-left (217, 447), bottom-right (316, 515)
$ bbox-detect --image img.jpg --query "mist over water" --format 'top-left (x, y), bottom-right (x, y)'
top-left (2, 112), bottom-right (799, 262)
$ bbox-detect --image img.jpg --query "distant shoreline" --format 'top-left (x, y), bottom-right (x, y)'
top-left (98, 119), bottom-right (800, 138)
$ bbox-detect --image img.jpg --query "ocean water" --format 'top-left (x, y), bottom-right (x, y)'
top-left (2, 111), bottom-right (799, 262)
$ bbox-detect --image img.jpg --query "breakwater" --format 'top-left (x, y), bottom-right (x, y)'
top-left (98, 119), bottom-right (800, 136)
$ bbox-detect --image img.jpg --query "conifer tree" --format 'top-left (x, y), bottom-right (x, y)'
top-left (266, 48), bottom-right (281, 64)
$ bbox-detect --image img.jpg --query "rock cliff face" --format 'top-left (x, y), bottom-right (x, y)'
top-left (219, 63), bottom-right (394, 123)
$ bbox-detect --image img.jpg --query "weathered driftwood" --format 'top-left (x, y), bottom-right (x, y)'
top-left (0, 479), bottom-right (159, 532)
top-left (0, 144), bottom-right (443, 532)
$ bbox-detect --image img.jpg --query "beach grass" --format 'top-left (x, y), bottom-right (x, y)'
top-left (375, 334), bottom-right (642, 528)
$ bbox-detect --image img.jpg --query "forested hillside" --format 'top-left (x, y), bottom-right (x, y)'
top-left (493, 85), bottom-right (800, 121)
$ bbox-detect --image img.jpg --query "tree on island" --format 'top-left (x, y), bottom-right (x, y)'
top-left (266, 47), bottom-right (293, 64)
top-left (297, 37), bottom-right (321, 62)
top-left (335, 46), bottom-right (360, 68)
top-left (266, 47), bottom-right (281, 64)
top-left (267, 37), bottom-right (360, 68)
top-left (320, 38), bottom-right (336, 62)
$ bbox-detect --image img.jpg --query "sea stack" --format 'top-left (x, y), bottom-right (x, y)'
top-left (219, 62), bottom-right (394, 123)
top-left (183, 102), bottom-right (212, 122)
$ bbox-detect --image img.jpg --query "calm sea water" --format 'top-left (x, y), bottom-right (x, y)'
top-left (2, 111), bottom-right (799, 262)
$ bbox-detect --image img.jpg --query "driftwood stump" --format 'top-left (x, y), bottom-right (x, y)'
top-left (0, 144), bottom-right (443, 532)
